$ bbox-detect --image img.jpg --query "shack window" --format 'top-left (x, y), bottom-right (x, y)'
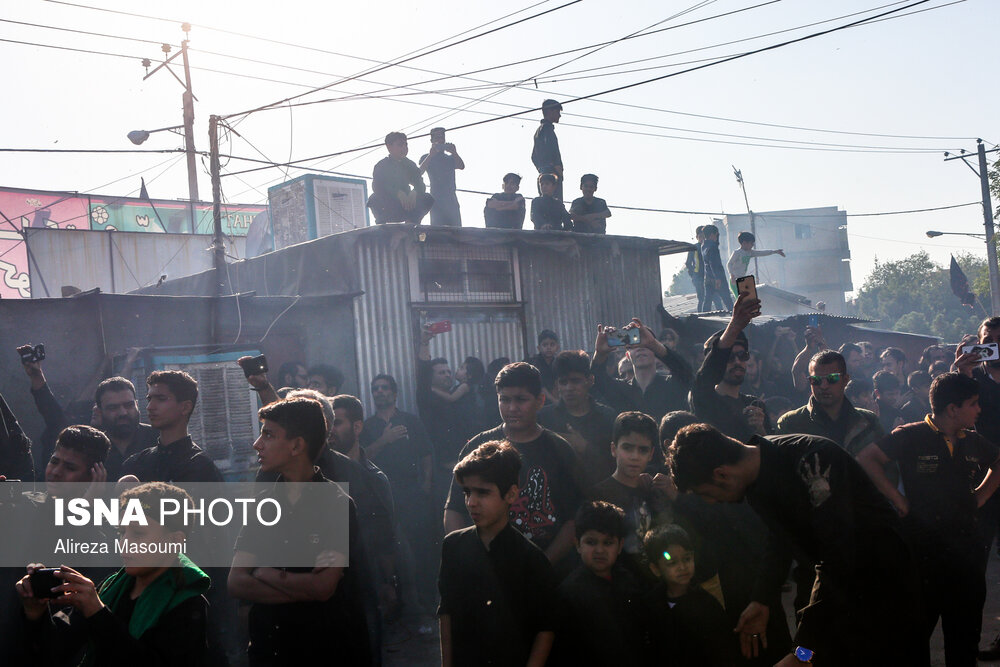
top-left (417, 245), bottom-right (516, 303)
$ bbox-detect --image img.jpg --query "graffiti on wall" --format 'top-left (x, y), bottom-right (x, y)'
top-left (0, 187), bottom-right (266, 299)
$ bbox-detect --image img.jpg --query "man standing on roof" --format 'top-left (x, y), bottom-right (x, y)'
top-left (419, 127), bottom-right (465, 227)
top-left (531, 99), bottom-right (564, 201)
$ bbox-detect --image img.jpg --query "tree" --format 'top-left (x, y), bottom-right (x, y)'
top-left (667, 265), bottom-right (695, 296)
top-left (855, 250), bottom-right (985, 340)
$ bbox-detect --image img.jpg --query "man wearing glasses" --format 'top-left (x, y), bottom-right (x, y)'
top-left (776, 350), bottom-right (884, 457)
top-left (690, 293), bottom-right (771, 442)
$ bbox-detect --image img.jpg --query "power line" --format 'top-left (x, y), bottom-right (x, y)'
top-left (0, 36), bottom-right (142, 61)
top-left (0, 148), bottom-right (187, 155)
top-left (223, 0), bottom-right (584, 121)
top-left (12, 4), bottom-right (967, 147)
top-left (0, 17), bottom-right (175, 47)
top-left (221, 0), bottom-right (942, 178)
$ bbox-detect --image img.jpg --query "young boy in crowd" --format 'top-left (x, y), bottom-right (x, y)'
top-left (444, 362), bottom-right (581, 569)
top-left (645, 525), bottom-right (739, 667)
top-left (553, 501), bottom-right (651, 665)
top-left (568, 173), bottom-right (611, 234)
top-left (530, 174), bottom-right (572, 231)
top-left (726, 231), bottom-right (785, 293)
top-left (588, 412), bottom-right (663, 578)
top-left (439, 442), bottom-right (556, 667)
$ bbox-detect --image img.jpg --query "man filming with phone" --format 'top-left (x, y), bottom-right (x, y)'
top-left (18, 345), bottom-right (158, 482)
top-left (591, 317), bottom-right (693, 424)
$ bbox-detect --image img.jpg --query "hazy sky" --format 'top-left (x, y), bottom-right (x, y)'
top-left (2, 0), bottom-right (996, 296)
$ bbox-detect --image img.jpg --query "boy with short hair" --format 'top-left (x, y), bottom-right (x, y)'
top-left (444, 363), bottom-right (582, 567)
top-left (439, 441), bottom-right (555, 667)
top-left (530, 174), bottom-right (572, 231)
top-left (645, 525), bottom-right (738, 666)
top-left (484, 172), bottom-right (526, 229)
top-left (588, 412), bottom-right (663, 576)
top-left (700, 224), bottom-right (733, 311)
top-left (568, 173), bottom-right (611, 234)
top-left (527, 328), bottom-right (560, 403)
top-left (726, 231), bottom-right (785, 292)
top-left (554, 501), bottom-right (651, 665)
top-left (367, 131), bottom-right (434, 224)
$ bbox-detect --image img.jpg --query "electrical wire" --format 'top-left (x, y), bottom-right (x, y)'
top-left (223, 0), bottom-right (584, 121)
top-left (220, 0), bottom-right (943, 178)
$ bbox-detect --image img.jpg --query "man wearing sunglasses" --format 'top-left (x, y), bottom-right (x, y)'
top-left (690, 292), bottom-right (771, 442)
top-left (776, 350), bottom-right (884, 457)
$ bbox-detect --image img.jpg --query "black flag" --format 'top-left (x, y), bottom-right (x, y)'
top-left (949, 255), bottom-right (976, 307)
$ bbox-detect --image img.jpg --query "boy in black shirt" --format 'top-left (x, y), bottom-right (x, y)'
top-left (484, 172), bottom-right (526, 229)
top-left (858, 372), bottom-right (1000, 666)
top-left (645, 525), bottom-right (738, 667)
top-left (444, 362), bottom-right (581, 567)
top-left (229, 397), bottom-right (369, 666)
top-left (568, 173), bottom-right (611, 234)
top-left (367, 131), bottom-right (434, 224)
top-left (554, 501), bottom-right (650, 666)
top-left (439, 441), bottom-right (555, 667)
top-left (589, 412), bottom-right (663, 577)
top-left (530, 174), bottom-right (572, 231)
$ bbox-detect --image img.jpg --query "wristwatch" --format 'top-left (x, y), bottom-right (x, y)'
top-left (794, 646), bottom-right (814, 663)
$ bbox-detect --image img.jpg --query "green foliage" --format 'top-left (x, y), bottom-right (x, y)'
top-left (855, 250), bottom-right (987, 340)
top-left (667, 265), bottom-right (695, 296)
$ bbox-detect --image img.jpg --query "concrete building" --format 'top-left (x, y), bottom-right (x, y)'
top-left (720, 206), bottom-right (853, 314)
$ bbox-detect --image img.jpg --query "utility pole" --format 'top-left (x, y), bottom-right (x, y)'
top-left (209, 114), bottom-right (227, 344)
top-left (944, 139), bottom-right (1000, 316)
top-left (142, 24), bottom-right (200, 232)
top-left (733, 166), bottom-right (758, 276)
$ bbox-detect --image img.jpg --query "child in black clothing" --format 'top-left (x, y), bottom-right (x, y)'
top-left (553, 501), bottom-right (653, 665)
top-left (645, 524), bottom-right (739, 667)
top-left (438, 441), bottom-right (556, 667)
top-left (530, 174), bottom-right (572, 230)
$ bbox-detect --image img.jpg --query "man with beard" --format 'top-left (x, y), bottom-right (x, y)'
top-left (19, 352), bottom-right (155, 481)
top-left (360, 375), bottom-right (435, 620)
top-left (690, 295), bottom-right (770, 442)
top-left (777, 351), bottom-right (883, 456)
top-left (91, 377), bottom-right (158, 481)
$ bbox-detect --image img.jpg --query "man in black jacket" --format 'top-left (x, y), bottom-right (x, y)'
top-left (690, 295), bottom-right (769, 443)
top-left (669, 424), bottom-right (923, 667)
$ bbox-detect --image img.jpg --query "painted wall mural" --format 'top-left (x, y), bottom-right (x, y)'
top-left (0, 186), bottom-right (266, 299)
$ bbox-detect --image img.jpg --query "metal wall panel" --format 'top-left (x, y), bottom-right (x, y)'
top-left (421, 309), bottom-right (526, 374)
top-left (519, 241), bottom-right (663, 354)
top-left (353, 235), bottom-right (419, 415)
top-left (25, 228), bottom-right (245, 296)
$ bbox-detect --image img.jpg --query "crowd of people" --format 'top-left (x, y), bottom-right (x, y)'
top-left (1, 297), bottom-right (999, 666)
top-left (365, 100), bottom-right (613, 233)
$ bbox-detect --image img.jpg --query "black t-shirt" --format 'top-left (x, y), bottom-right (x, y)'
top-left (530, 196), bottom-right (572, 231)
top-left (648, 583), bottom-right (738, 667)
top-left (438, 523), bottom-right (555, 666)
top-left (878, 421), bottom-right (999, 546)
top-left (446, 426), bottom-right (582, 552)
top-left (537, 399), bottom-right (616, 490)
top-left (588, 477), bottom-right (655, 558)
top-left (359, 409), bottom-right (432, 491)
top-left (554, 565), bottom-right (650, 665)
top-left (417, 359), bottom-right (475, 465)
top-left (120, 436), bottom-right (223, 484)
top-left (234, 470), bottom-right (370, 664)
top-left (484, 192), bottom-right (525, 229)
top-left (526, 353), bottom-right (557, 394)
top-left (568, 196), bottom-right (609, 234)
top-left (973, 366), bottom-right (1000, 445)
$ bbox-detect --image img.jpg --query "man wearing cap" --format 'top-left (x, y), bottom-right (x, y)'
top-left (531, 99), bottom-right (564, 201)
top-left (418, 127), bottom-right (465, 227)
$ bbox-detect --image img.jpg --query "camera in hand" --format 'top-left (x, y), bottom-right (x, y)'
top-left (239, 354), bottom-right (269, 379)
top-left (28, 568), bottom-right (62, 600)
top-left (17, 344), bottom-right (45, 364)
top-left (607, 328), bottom-right (642, 348)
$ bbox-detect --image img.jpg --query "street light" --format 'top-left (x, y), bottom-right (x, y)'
top-left (926, 230), bottom-right (986, 239)
top-left (126, 124), bottom-right (182, 146)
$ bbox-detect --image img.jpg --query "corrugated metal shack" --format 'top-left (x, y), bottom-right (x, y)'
top-left (138, 224), bottom-right (693, 415)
